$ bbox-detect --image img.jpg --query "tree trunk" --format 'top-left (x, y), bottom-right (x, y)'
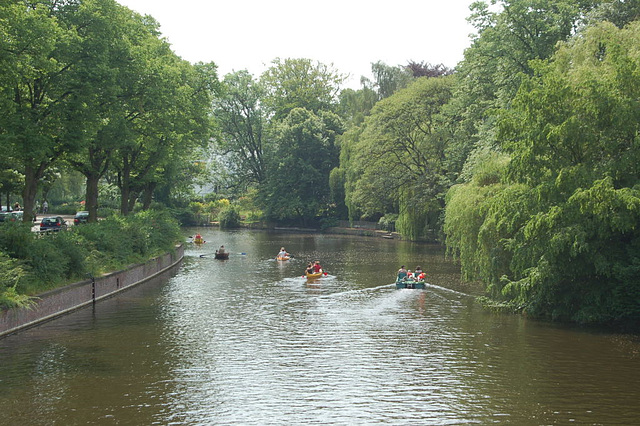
top-left (85, 171), bottom-right (100, 222)
top-left (141, 182), bottom-right (156, 210)
top-left (119, 161), bottom-right (131, 216)
top-left (127, 192), bottom-right (137, 213)
top-left (22, 163), bottom-right (44, 223)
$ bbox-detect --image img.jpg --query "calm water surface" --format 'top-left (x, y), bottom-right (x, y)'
top-left (0, 229), bottom-right (639, 425)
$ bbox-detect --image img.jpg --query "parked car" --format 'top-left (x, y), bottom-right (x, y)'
top-left (40, 216), bottom-right (67, 232)
top-left (74, 211), bottom-right (89, 225)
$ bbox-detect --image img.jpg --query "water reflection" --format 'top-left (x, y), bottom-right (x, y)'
top-left (0, 229), bottom-right (639, 425)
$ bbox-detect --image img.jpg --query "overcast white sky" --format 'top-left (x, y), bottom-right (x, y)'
top-left (116, 0), bottom-right (476, 89)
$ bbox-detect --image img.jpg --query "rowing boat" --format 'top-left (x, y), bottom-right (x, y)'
top-left (396, 281), bottom-right (426, 289)
top-left (214, 252), bottom-right (229, 260)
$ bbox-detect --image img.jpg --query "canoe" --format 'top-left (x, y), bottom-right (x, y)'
top-left (276, 256), bottom-right (290, 261)
top-left (305, 272), bottom-right (323, 279)
top-left (396, 281), bottom-right (426, 289)
top-left (193, 237), bottom-right (205, 244)
top-left (214, 252), bottom-right (229, 260)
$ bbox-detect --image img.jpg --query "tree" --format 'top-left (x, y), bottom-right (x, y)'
top-left (405, 61), bottom-right (454, 78)
top-left (63, 0), bottom-right (138, 222)
top-left (259, 108), bottom-right (342, 225)
top-left (260, 58), bottom-right (346, 120)
top-left (0, 0), bottom-right (87, 222)
top-left (346, 76), bottom-right (455, 238)
top-left (361, 61), bottom-right (412, 100)
top-left (111, 34), bottom-right (216, 215)
top-left (448, 0), bottom-right (599, 188)
top-left (446, 20), bottom-right (640, 326)
top-left (213, 70), bottom-right (267, 189)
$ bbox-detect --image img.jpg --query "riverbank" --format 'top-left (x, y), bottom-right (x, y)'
top-left (0, 244), bottom-right (184, 338)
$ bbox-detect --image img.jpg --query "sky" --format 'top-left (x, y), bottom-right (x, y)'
top-left (116, 0), bottom-right (476, 89)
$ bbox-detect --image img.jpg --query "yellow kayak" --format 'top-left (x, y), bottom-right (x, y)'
top-left (276, 256), bottom-right (290, 261)
top-left (305, 271), bottom-right (323, 279)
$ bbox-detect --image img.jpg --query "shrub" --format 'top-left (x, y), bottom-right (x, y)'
top-left (0, 254), bottom-right (32, 309)
top-left (218, 206), bottom-right (241, 229)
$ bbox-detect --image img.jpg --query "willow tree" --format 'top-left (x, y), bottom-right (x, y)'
top-left (446, 21), bottom-right (640, 326)
top-left (346, 75), bottom-right (455, 239)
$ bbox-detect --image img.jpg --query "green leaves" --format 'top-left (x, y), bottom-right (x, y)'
top-left (446, 20), bottom-right (640, 325)
top-left (344, 76), bottom-right (455, 235)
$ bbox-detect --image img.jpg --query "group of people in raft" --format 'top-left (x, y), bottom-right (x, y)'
top-left (397, 265), bottom-right (426, 283)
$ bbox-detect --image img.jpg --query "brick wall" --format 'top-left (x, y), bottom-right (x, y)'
top-left (0, 245), bottom-right (184, 338)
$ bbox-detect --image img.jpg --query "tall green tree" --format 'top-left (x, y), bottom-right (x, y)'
top-left (449, 0), bottom-right (598, 186)
top-left (345, 76), bottom-right (455, 238)
top-left (213, 70), bottom-right (267, 189)
top-left (259, 108), bottom-right (342, 225)
top-left (260, 58), bottom-right (345, 120)
top-left (446, 20), bottom-right (640, 326)
top-left (111, 34), bottom-right (216, 215)
top-left (63, 0), bottom-right (137, 222)
top-left (0, 0), bottom-right (87, 222)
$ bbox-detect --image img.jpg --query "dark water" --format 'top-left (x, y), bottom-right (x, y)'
top-left (0, 229), bottom-right (639, 425)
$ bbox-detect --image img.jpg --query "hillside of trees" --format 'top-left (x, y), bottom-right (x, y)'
top-left (2, 0), bottom-right (640, 327)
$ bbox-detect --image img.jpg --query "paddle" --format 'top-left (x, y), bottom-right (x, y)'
top-left (199, 252), bottom-right (247, 258)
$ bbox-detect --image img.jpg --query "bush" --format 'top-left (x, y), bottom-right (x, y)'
top-left (218, 206), bottom-right (241, 229)
top-left (0, 253), bottom-right (32, 309)
top-left (0, 210), bottom-right (183, 301)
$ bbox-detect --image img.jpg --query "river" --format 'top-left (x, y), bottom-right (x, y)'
top-left (0, 229), bottom-right (639, 425)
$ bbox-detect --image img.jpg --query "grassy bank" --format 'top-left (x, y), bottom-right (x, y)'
top-left (0, 210), bottom-right (181, 309)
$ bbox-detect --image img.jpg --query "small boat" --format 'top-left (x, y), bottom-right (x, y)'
top-left (193, 235), bottom-right (205, 244)
top-left (305, 272), bottom-right (323, 279)
top-left (276, 256), bottom-right (291, 261)
top-left (214, 252), bottom-right (229, 260)
top-left (396, 280), bottom-right (426, 289)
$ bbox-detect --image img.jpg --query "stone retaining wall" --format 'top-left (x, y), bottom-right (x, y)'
top-left (0, 245), bottom-right (184, 338)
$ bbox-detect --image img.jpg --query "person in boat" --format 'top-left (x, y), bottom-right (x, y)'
top-left (305, 263), bottom-right (314, 275)
top-left (193, 233), bottom-right (204, 242)
top-left (417, 271), bottom-right (426, 282)
top-left (277, 247), bottom-right (289, 258)
top-left (216, 245), bottom-right (226, 255)
top-left (414, 266), bottom-right (423, 277)
top-left (397, 265), bottom-right (407, 281)
top-left (405, 270), bottom-right (415, 281)
top-left (312, 261), bottom-right (323, 274)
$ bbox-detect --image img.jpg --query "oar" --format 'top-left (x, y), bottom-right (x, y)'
top-left (199, 252), bottom-right (247, 258)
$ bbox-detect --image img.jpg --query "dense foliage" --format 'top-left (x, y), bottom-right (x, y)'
top-left (445, 17), bottom-right (640, 327)
top-left (0, 210), bottom-right (181, 308)
top-left (0, 0), bottom-right (216, 222)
